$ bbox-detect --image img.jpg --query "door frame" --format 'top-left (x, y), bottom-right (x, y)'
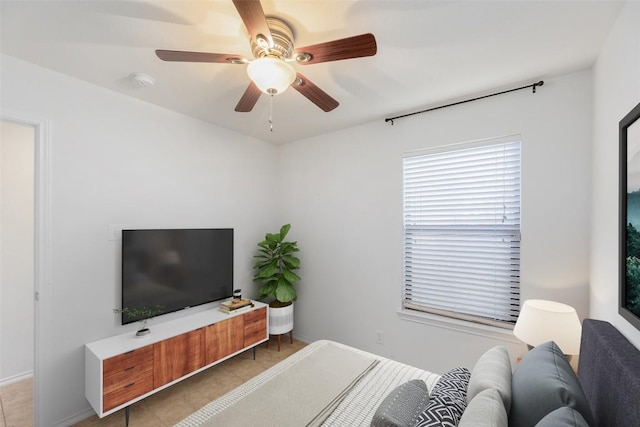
top-left (1, 111), bottom-right (51, 427)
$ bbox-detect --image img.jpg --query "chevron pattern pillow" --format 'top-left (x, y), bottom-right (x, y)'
top-left (414, 367), bottom-right (471, 427)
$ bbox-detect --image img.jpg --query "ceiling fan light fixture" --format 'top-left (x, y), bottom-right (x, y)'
top-left (246, 56), bottom-right (296, 95)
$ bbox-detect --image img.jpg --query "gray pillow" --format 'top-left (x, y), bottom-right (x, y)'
top-left (509, 341), bottom-right (595, 427)
top-left (535, 407), bottom-right (589, 427)
top-left (459, 388), bottom-right (508, 427)
top-left (467, 346), bottom-right (512, 414)
top-left (371, 379), bottom-right (430, 427)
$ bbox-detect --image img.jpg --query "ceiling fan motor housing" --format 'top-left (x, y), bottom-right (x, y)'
top-left (251, 17), bottom-right (295, 60)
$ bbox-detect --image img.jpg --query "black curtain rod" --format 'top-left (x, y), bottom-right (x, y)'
top-left (384, 80), bottom-right (544, 125)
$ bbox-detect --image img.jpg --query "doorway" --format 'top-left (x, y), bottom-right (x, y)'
top-left (0, 113), bottom-right (49, 427)
top-left (0, 119), bottom-right (35, 426)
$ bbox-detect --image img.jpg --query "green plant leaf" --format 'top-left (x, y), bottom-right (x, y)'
top-left (275, 278), bottom-right (297, 302)
top-left (257, 260), bottom-right (278, 278)
top-left (282, 269), bottom-right (301, 282)
top-left (259, 281), bottom-right (277, 299)
top-left (280, 224), bottom-right (291, 240)
top-left (279, 242), bottom-right (292, 253)
top-left (265, 232), bottom-right (281, 243)
top-left (253, 258), bottom-right (273, 269)
top-left (283, 255), bottom-right (300, 269)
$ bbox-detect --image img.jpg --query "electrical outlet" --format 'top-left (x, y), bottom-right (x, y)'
top-left (376, 329), bottom-right (384, 344)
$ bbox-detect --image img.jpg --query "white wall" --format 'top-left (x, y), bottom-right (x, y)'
top-left (0, 54), bottom-right (280, 426)
top-left (0, 121), bottom-right (35, 383)
top-left (590, 2), bottom-right (640, 348)
top-left (279, 70), bottom-right (593, 374)
top-left (2, 5), bottom-right (636, 419)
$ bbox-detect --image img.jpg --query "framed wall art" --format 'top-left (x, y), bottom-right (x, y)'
top-left (619, 101), bottom-right (640, 331)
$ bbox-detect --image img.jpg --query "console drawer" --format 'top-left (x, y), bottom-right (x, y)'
top-left (103, 358), bottom-right (153, 395)
top-left (244, 307), bottom-right (267, 346)
top-left (103, 374), bottom-right (153, 411)
top-left (102, 345), bottom-right (154, 411)
top-left (103, 345), bottom-right (153, 376)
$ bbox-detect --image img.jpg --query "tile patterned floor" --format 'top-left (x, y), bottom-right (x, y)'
top-left (0, 337), bottom-right (305, 427)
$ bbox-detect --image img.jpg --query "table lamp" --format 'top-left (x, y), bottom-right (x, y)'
top-left (513, 299), bottom-right (582, 356)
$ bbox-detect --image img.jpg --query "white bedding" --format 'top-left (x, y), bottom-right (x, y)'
top-left (175, 340), bottom-right (440, 427)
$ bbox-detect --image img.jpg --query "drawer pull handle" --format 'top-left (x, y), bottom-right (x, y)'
top-left (125, 366), bottom-right (135, 371)
top-left (124, 350), bottom-right (135, 355)
top-left (125, 382), bottom-right (135, 388)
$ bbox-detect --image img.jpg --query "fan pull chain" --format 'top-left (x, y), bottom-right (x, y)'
top-left (269, 93), bottom-right (274, 132)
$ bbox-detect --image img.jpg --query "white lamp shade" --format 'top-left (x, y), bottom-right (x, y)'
top-left (246, 57), bottom-right (296, 95)
top-left (513, 299), bottom-right (582, 355)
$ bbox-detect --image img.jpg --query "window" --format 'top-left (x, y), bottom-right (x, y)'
top-left (402, 136), bottom-right (521, 328)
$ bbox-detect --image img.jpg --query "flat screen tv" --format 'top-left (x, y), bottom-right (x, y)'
top-left (121, 228), bottom-right (233, 325)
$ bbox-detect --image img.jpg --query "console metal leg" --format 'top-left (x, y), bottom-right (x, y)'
top-left (253, 346), bottom-right (256, 360)
top-left (125, 406), bottom-right (130, 426)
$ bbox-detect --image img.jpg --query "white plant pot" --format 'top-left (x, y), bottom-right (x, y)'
top-left (268, 303), bottom-right (294, 335)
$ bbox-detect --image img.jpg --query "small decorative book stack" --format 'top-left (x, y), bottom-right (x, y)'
top-left (219, 298), bottom-right (255, 314)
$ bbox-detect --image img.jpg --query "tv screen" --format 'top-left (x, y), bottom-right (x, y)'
top-left (121, 228), bottom-right (233, 324)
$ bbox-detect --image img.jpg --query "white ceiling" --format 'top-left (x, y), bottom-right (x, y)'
top-left (0, 1), bottom-right (623, 144)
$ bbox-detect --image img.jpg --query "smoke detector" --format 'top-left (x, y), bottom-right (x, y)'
top-left (130, 73), bottom-right (155, 87)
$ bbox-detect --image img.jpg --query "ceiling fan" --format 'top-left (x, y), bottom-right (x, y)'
top-left (155, 0), bottom-right (377, 113)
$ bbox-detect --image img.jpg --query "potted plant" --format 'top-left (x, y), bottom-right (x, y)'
top-left (253, 224), bottom-right (301, 336)
top-left (113, 305), bottom-right (165, 337)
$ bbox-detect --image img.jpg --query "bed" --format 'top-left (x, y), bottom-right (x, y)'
top-left (176, 319), bottom-right (640, 427)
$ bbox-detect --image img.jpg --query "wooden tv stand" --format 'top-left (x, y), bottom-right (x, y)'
top-left (85, 301), bottom-right (268, 424)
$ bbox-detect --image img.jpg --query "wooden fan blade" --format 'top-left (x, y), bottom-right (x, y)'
top-left (156, 50), bottom-right (246, 64)
top-left (294, 33), bottom-right (377, 65)
top-left (291, 73), bottom-right (339, 112)
top-left (235, 82), bottom-right (262, 112)
top-left (232, 0), bottom-right (273, 48)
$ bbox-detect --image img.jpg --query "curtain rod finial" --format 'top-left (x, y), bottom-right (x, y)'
top-left (533, 80), bottom-right (544, 93)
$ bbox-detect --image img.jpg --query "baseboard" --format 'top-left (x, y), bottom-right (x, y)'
top-left (291, 332), bottom-right (313, 344)
top-left (52, 406), bottom-right (96, 427)
top-left (0, 371), bottom-right (33, 387)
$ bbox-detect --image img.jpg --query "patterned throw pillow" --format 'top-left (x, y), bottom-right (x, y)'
top-left (414, 367), bottom-right (471, 427)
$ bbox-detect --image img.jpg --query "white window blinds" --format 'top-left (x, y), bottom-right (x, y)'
top-left (403, 137), bottom-right (521, 327)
